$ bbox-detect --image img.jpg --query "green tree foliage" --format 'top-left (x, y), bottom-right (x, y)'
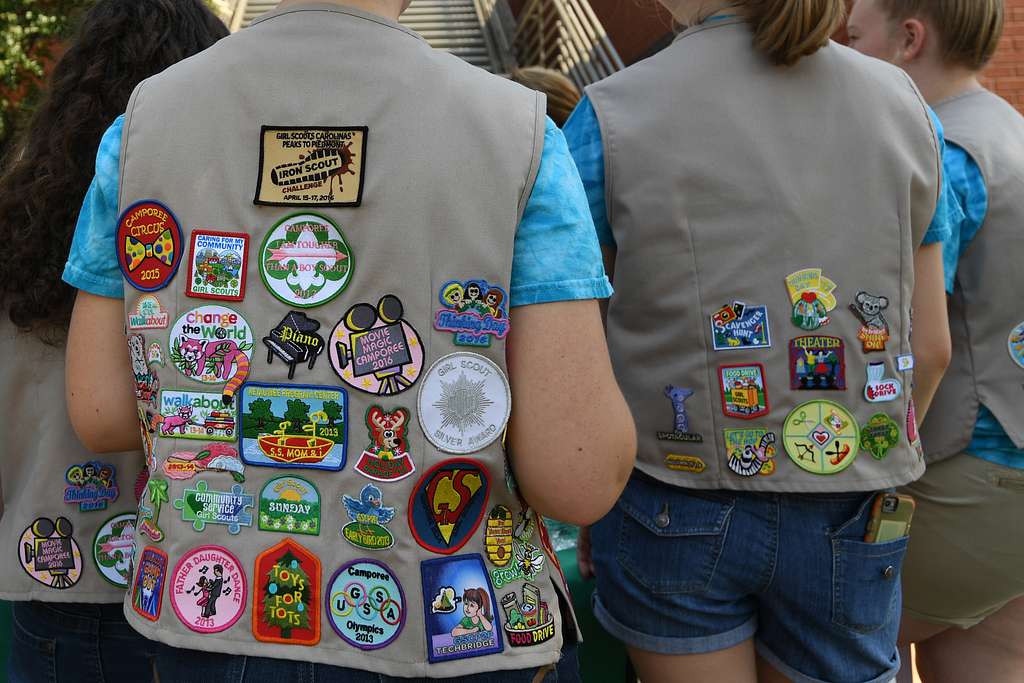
top-left (322, 400), bottom-right (343, 426)
top-left (262, 550), bottom-right (311, 639)
top-left (246, 398), bottom-right (276, 429)
top-left (283, 399), bottom-right (311, 430)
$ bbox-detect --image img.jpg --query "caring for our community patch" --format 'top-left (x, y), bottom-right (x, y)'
top-left (117, 200), bottom-right (183, 292)
top-left (186, 230), bottom-right (249, 301)
top-left (255, 126), bottom-right (367, 207)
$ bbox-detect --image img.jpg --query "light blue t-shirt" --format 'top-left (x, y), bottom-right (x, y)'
top-left (63, 115), bottom-right (612, 308)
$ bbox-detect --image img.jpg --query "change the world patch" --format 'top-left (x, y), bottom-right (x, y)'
top-left (255, 126), bottom-right (367, 207)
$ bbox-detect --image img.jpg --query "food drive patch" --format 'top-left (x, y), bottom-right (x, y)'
top-left (255, 126), bottom-right (367, 207)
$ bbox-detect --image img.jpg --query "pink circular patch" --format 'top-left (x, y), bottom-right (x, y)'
top-left (171, 545), bottom-right (247, 634)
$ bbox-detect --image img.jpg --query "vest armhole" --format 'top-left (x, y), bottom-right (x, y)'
top-left (584, 88), bottom-right (615, 246)
top-left (117, 79), bottom-right (150, 214)
top-left (898, 69), bottom-right (943, 249)
top-left (516, 90), bottom-right (547, 227)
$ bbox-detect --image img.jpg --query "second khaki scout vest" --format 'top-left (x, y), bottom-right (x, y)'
top-left (0, 318), bottom-right (142, 602)
top-left (587, 18), bottom-right (941, 492)
top-left (921, 89), bottom-right (1024, 461)
top-left (115, 4), bottom-right (572, 677)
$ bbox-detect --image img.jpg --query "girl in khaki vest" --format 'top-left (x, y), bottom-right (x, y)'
top-left (566, 0), bottom-right (952, 681)
top-left (0, 2), bottom-right (227, 682)
top-left (848, 2), bottom-right (1024, 681)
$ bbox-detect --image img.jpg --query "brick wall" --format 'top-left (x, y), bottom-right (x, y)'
top-left (982, 0), bottom-right (1024, 111)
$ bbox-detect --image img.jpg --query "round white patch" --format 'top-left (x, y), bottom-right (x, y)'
top-left (417, 353), bottom-right (510, 454)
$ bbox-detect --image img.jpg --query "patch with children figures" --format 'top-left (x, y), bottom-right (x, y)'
top-left (64, 461), bottom-right (119, 512)
top-left (789, 336), bottom-right (846, 390)
top-left (255, 126), bottom-right (367, 207)
top-left (710, 302), bottom-right (771, 350)
top-left (117, 200), bottom-right (183, 292)
top-left (239, 383), bottom-right (347, 471)
top-left (171, 545), bottom-right (247, 634)
top-left (169, 306), bottom-right (253, 406)
top-left (325, 558), bottom-right (405, 650)
top-left (253, 538), bottom-right (321, 646)
top-left (186, 230), bottom-right (249, 301)
top-left (422, 554), bottom-right (504, 663)
top-left (132, 546), bottom-right (167, 621)
top-left (786, 268), bottom-right (837, 331)
top-left (434, 279), bottom-right (510, 347)
top-left (718, 364), bottom-right (770, 419)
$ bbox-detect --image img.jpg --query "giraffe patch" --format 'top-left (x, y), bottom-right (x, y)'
top-left (657, 385), bottom-right (704, 443)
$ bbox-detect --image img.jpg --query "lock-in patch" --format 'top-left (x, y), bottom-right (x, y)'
top-left (864, 362), bottom-right (902, 403)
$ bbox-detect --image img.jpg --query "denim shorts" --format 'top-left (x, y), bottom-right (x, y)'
top-left (8, 601), bottom-right (158, 683)
top-left (590, 473), bottom-right (908, 683)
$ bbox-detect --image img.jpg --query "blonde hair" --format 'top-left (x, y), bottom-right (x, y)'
top-left (737, 0), bottom-right (846, 66)
top-left (877, 0), bottom-right (1004, 71)
top-left (509, 67), bottom-right (582, 126)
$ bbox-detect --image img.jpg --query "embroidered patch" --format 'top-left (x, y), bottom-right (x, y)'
top-left (1009, 320), bottom-right (1024, 369)
top-left (92, 512), bottom-right (136, 587)
top-left (263, 311), bottom-right (325, 379)
top-left (860, 413), bottom-right (900, 460)
top-left (723, 429), bottom-right (777, 477)
top-left (239, 382), bottom-right (347, 471)
top-left (325, 558), bottom-right (406, 650)
top-left (116, 200), bottom-right (183, 292)
top-left (789, 336), bottom-right (846, 390)
top-left (656, 386), bottom-right (704, 443)
top-left (663, 454), bottom-right (707, 473)
top-left (157, 390), bottom-right (237, 441)
top-left (18, 516), bottom-right (82, 589)
top-left (417, 352), bottom-right (511, 454)
top-left (162, 443), bottom-right (245, 482)
top-left (128, 294), bottom-right (169, 330)
top-left (258, 212), bottom-right (354, 308)
top-left (253, 538), bottom-right (321, 646)
top-left (186, 230), bottom-right (248, 301)
top-left (139, 405), bottom-right (158, 472)
top-left (782, 400), bottom-right (860, 475)
top-left (718, 364), bottom-right (770, 419)
top-left (864, 362), bottom-right (902, 403)
top-left (138, 478), bottom-right (169, 543)
top-left (169, 305), bottom-right (253, 406)
top-left (259, 476), bottom-right (321, 535)
top-left (342, 484), bottom-right (396, 551)
top-left (128, 333), bottom-right (160, 405)
top-left (147, 342), bottom-right (164, 367)
top-left (171, 545), bottom-right (247, 633)
top-left (355, 406), bottom-right (416, 482)
top-left (255, 126), bottom-right (367, 207)
top-left (172, 481), bottom-right (254, 534)
top-left (786, 268), bottom-right (837, 330)
top-left (490, 540), bottom-right (545, 590)
top-left (710, 302), bottom-right (771, 350)
top-left (132, 546), bottom-right (168, 621)
top-left (501, 582), bottom-right (556, 648)
top-left (434, 279), bottom-right (511, 347)
top-left (64, 461), bottom-right (119, 512)
top-left (408, 459), bottom-right (490, 555)
top-left (329, 295), bottom-right (424, 396)
top-left (907, 399), bottom-right (922, 456)
top-left (485, 505), bottom-right (514, 567)
top-left (422, 554), bottom-right (504, 662)
top-left (850, 291), bottom-right (891, 352)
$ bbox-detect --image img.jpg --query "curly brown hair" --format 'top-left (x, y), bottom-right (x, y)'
top-left (0, 0), bottom-right (227, 343)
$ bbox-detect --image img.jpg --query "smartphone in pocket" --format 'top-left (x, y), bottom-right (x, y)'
top-left (864, 493), bottom-right (915, 543)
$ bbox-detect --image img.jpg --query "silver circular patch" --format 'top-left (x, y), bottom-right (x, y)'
top-left (417, 352), bottom-right (511, 454)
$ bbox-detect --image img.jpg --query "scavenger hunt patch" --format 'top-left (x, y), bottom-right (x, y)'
top-left (325, 559), bottom-right (405, 650)
top-left (253, 538), bottom-right (321, 646)
top-left (171, 545), bottom-right (247, 634)
top-left (186, 230), bottom-right (249, 301)
top-left (710, 302), bottom-right (771, 350)
top-left (421, 554), bottom-right (503, 663)
top-left (116, 200), bottom-right (183, 292)
top-left (19, 516), bottom-right (82, 589)
top-left (255, 126), bottom-right (367, 207)
top-left (239, 383), bottom-right (347, 471)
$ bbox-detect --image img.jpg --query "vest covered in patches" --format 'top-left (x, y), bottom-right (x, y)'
top-left (116, 4), bottom-right (571, 676)
top-left (921, 89), bottom-right (1024, 461)
top-left (0, 318), bottom-right (142, 601)
top-left (587, 18), bottom-right (940, 492)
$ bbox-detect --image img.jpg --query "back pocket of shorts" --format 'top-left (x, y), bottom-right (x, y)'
top-left (616, 477), bottom-right (733, 596)
top-left (831, 536), bottom-right (908, 634)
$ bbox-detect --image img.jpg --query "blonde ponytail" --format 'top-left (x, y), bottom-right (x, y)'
top-left (742, 0), bottom-right (845, 66)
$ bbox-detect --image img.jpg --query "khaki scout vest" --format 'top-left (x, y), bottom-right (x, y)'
top-left (116, 3), bottom-right (571, 676)
top-left (587, 18), bottom-right (941, 493)
top-left (921, 89), bottom-right (1024, 461)
top-left (0, 318), bottom-right (142, 602)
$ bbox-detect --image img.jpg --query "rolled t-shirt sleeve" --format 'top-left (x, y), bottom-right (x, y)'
top-left (509, 116), bottom-right (613, 307)
top-left (62, 116), bottom-right (125, 299)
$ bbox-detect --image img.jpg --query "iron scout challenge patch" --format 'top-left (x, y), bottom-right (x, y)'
top-left (255, 126), bottom-right (367, 207)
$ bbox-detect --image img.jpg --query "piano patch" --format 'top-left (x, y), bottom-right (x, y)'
top-left (172, 481), bottom-right (255, 534)
top-left (421, 554), bottom-right (504, 663)
top-left (325, 558), bottom-right (406, 650)
top-left (263, 311), bottom-right (325, 379)
top-left (258, 213), bottom-right (354, 308)
top-left (128, 294), bottom-right (169, 330)
top-left (342, 484), bottom-right (396, 551)
top-left (409, 459), bottom-right (490, 555)
top-left (116, 200), bottom-right (183, 292)
top-left (355, 406), bottom-right (416, 482)
top-left (92, 512), bottom-right (136, 588)
top-left (255, 126), bottom-right (367, 207)
top-left (434, 279), bottom-right (510, 347)
top-left (259, 476), bottom-right (321, 536)
top-left (253, 538), bottom-right (321, 646)
top-left (239, 383), bottom-right (348, 471)
top-left (329, 295), bottom-right (424, 396)
top-left (64, 461), bottom-right (119, 512)
top-left (501, 582), bottom-right (555, 648)
top-left (157, 390), bottom-right (237, 442)
top-left (132, 546), bottom-right (167, 621)
top-left (186, 230), bottom-right (249, 301)
top-left (417, 352), bottom-right (511, 454)
top-left (171, 545), bottom-right (247, 634)
top-left (18, 516), bottom-right (82, 589)
top-left (168, 305), bottom-right (253, 406)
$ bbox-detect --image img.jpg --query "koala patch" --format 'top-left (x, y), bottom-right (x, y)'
top-left (849, 291), bottom-right (890, 352)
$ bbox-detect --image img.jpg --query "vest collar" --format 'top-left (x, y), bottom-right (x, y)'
top-left (249, 2), bottom-right (426, 43)
top-left (933, 86), bottom-right (989, 110)
top-left (672, 14), bottom-right (746, 45)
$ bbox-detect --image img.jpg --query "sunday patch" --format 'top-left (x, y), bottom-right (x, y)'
top-left (259, 476), bottom-right (321, 536)
top-left (117, 200), bottom-right (183, 292)
top-left (239, 382), bottom-right (347, 471)
top-left (255, 126), bottom-right (367, 207)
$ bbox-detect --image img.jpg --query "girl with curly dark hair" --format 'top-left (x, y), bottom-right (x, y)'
top-left (0, 2), bottom-right (226, 682)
